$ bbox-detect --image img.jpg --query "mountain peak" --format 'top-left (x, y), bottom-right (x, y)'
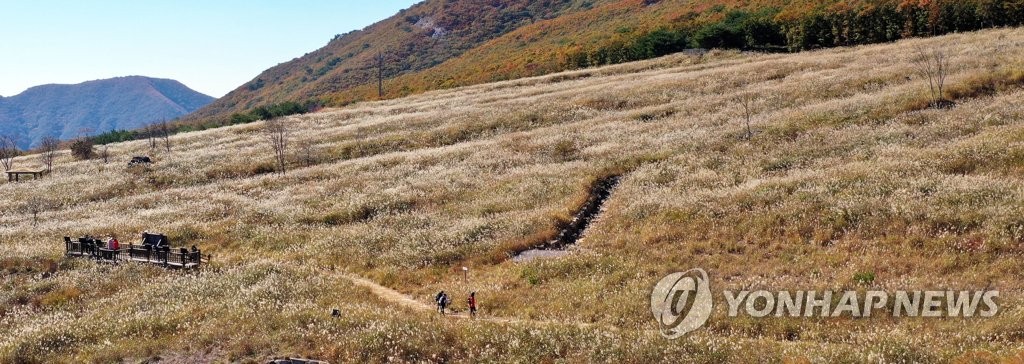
top-left (0, 76), bottom-right (214, 149)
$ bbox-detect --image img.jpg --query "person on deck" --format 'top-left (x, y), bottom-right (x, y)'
top-left (467, 292), bottom-right (477, 318)
top-left (108, 236), bottom-right (120, 251)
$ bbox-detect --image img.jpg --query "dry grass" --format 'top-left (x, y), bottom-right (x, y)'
top-left (2, 28), bottom-right (1024, 362)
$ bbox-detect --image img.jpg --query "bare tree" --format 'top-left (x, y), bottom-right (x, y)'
top-left (0, 135), bottom-right (18, 172)
top-left (913, 47), bottom-right (951, 107)
top-left (39, 136), bottom-right (59, 174)
top-left (376, 51), bottom-right (386, 99)
top-left (296, 139), bottom-right (319, 167)
top-left (147, 124), bottom-right (158, 150)
top-left (99, 145), bottom-right (110, 164)
top-left (737, 92), bottom-right (756, 140)
top-left (264, 118), bottom-right (290, 174)
top-left (158, 120), bottom-right (172, 152)
top-left (23, 194), bottom-right (50, 226)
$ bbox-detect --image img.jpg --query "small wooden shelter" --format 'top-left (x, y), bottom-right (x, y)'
top-left (6, 168), bottom-right (45, 182)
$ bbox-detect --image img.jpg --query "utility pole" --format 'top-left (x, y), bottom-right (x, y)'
top-left (376, 51), bottom-right (385, 99)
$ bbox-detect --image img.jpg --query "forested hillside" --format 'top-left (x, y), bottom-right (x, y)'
top-left (187, 0), bottom-right (1023, 127)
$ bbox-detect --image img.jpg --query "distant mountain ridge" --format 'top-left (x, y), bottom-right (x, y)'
top-left (0, 76), bottom-right (214, 149)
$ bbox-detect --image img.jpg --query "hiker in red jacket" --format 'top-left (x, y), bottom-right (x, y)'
top-left (105, 236), bottom-right (118, 250)
top-left (467, 292), bottom-right (477, 318)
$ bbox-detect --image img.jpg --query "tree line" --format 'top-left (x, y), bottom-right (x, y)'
top-left (565, 0), bottom-right (1024, 69)
top-left (227, 101), bottom-right (311, 125)
top-left (90, 100), bottom-right (317, 146)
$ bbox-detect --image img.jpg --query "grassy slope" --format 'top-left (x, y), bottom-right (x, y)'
top-left (321, 0), bottom-right (673, 105)
top-left (3, 29), bottom-right (1024, 362)
top-left (189, 0), bottom-right (1024, 126)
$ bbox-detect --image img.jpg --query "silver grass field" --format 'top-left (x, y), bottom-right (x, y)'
top-left (2, 28), bottom-right (1024, 362)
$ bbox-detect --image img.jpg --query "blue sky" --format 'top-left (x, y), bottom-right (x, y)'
top-left (0, 1), bottom-right (421, 97)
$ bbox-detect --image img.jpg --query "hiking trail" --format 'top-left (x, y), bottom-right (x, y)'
top-left (336, 176), bottom-right (626, 330)
top-left (339, 272), bottom-right (608, 330)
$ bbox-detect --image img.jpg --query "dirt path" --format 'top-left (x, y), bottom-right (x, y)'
top-left (339, 273), bottom-right (609, 330)
top-left (343, 273), bottom-right (435, 312)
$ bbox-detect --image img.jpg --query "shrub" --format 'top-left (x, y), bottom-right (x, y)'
top-left (38, 286), bottom-right (82, 308)
top-left (551, 139), bottom-right (579, 161)
top-left (231, 101), bottom-right (310, 125)
top-left (69, 139), bottom-right (94, 160)
top-left (230, 113), bottom-right (258, 125)
top-left (853, 272), bottom-right (876, 286)
top-left (521, 266), bottom-right (541, 286)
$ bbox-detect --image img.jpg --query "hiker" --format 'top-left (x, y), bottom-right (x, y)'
top-left (189, 245), bottom-right (201, 262)
top-left (83, 237), bottom-right (97, 256)
top-left (436, 291), bottom-right (449, 315)
top-left (467, 292), bottom-right (478, 318)
top-left (107, 236), bottom-right (120, 251)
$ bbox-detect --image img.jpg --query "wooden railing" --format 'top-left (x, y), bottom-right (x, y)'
top-left (64, 239), bottom-right (207, 269)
